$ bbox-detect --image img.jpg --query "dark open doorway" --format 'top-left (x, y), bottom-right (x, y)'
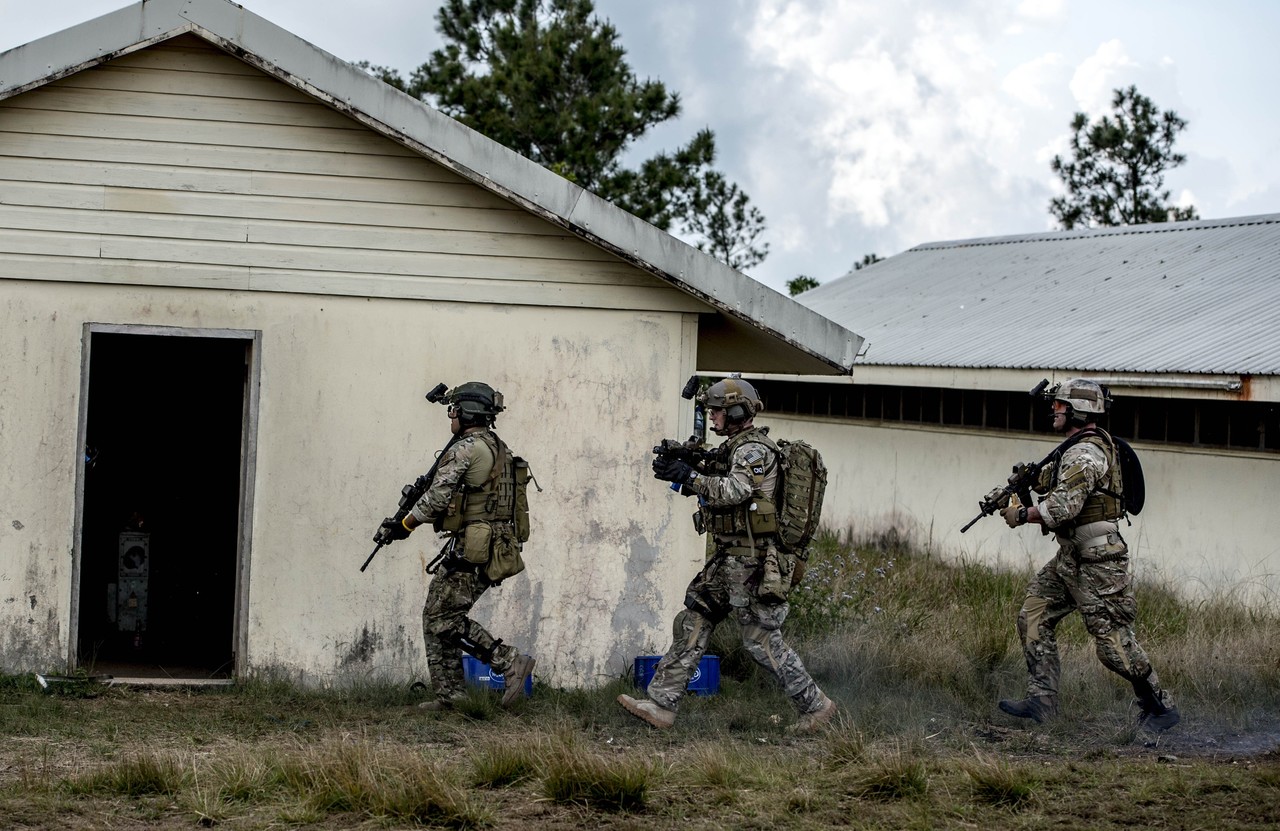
top-left (76, 331), bottom-right (249, 680)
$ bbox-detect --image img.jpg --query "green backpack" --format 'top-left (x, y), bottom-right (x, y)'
top-left (774, 439), bottom-right (827, 557)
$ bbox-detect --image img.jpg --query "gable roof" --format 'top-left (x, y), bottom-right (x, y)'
top-left (798, 213), bottom-right (1280, 376)
top-left (0, 0), bottom-right (861, 375)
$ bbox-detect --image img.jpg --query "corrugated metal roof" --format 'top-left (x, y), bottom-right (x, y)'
top-left (797, 214), bottom-right (1280, 375)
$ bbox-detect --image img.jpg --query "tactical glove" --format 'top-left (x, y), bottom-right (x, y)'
top-left (1001, 504), bottom-right (1025, 528)
top-left (380, 516), bottom-right (413, 541)
top-left (652, 456), bottom-right (694, 485)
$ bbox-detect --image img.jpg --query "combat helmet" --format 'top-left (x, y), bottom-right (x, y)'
top-left (447, 381), bottom-right (505, 426)
top-left (699, 376), bottom-right (763, 426)
top-left (1046, 378), bottom-right (1110, 426)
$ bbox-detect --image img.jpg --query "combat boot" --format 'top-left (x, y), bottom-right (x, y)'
top-left (1138, 704), bottom-right (1181, 732)
top-left (501, 654), bottom-right (536, 707)
top-left (417, 694), bottom-right (465, 712)
top-left (787, 695), bottom-right (838, 735)
top-left (617, 694), bottom-right (676, 729)
top-left (998, 695), bottom-right (1058, 723)
top-left (1131, 677), bottom-right (1179, 732)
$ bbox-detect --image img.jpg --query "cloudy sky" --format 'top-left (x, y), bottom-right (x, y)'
top-left (3, 0), bottom-right (1277, 294)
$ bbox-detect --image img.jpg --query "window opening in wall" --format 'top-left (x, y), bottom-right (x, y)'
top-left (757, 381), bottom-right (1278, 454)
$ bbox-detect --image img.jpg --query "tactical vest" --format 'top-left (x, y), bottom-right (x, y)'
top-left (439, 430), bottom-right (517, 533)
top-left (1049, 427), bottom-right (1124, 526)
top-left (700, 427), bottom-right (779, 539)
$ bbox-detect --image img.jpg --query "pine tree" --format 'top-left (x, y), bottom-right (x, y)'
top-left (363, 0), bottom-right (769, 269)
top-left (1049, 86), bottom-right (1199, 229)
top-left (786, 275), bottom-right (820, 296)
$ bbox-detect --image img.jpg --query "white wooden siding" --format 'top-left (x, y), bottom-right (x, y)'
top-left (0, 36), bottom-right (706, 313)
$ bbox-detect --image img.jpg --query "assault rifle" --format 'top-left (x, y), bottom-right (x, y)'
top-left (960, 458), bottom-right (1048, 533)
top-left (960, 379), bottom-right (1054, 534)
top-left (652, 438), bottom-right (714, 466)
top-left (653, 375), bottom-right (713, 490)
top-left (360, 383), bottom-right (454, 572)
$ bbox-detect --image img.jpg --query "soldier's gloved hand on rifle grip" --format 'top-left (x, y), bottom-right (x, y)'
top-left (379, 516), bottom-right (414, 541)
top-left (652, 455), bottom-right (695, 485)
top-left (1001, 504), bottom-right (1027, 528)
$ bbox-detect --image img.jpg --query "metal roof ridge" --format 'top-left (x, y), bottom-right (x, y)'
top-left (907, 212), bottom-right (1280, 253)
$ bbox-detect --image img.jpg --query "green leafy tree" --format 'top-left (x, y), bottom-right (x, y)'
top-left (362, 0), bottom-right (768, 268)
top-left (787, 275), bottom-right (819, 296)
top-left (1049, 85), bottom-right (1199, 229)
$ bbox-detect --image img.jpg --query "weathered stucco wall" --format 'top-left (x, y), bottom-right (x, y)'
top-left (0, 288), bottom-right (80, 669)
top-left (0, 279), bottom-right (708, 685)
top-left (761, 413), bottom-right (1280, 605)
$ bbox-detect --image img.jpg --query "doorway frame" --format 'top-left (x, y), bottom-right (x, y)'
top-left (69, 323), bottom-right (262, 678)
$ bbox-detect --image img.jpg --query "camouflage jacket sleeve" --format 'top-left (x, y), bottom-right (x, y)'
top-left (1037, 440), bottom-right (1108, 529)
top-left (687, 440), bottom-right (778, 507)
top-left (409, 434), bottom-right (489, 523)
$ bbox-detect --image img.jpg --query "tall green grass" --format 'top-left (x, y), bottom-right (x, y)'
top-left (796, 529), bottom-right (1280, 733)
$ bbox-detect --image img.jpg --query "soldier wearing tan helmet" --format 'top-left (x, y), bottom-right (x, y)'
top-left (618, 376), bottom-right (837, 734)
top-left (997, 378), bottom-right (1179, 731)
top-left (380, 382), bottom-right (536, 711)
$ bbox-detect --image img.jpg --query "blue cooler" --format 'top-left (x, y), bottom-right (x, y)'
top-left (462, 655), bottom-right (533, 698)
top-left (633, 655), bottom-right (720, 696)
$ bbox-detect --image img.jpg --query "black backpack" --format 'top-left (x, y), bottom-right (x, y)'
top-left (1057, 428), bottom-right (1145, 517)
top-left (1110, 436), bottom-right (1145, 516)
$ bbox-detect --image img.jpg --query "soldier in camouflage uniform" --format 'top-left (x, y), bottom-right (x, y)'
top-left (618, 377), bottom-right (837, 733)
top-left (998, 378), bottom-right (1179, 731)
top-left (379, 382), bottom-right (535, 710)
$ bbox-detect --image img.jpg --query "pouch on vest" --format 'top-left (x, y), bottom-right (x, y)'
top-left (461, 520), bottom-right (492, 565)
top-left (513, 456), bottom-right (533, 543)
top-left (757, 544), bottom-right (788, 604)
top-left (485, 524), bottom-right (526, 583)
top-left (436, 490), bottom-right (465, 534)
top-left (748, 498), bottom-right (779, 536)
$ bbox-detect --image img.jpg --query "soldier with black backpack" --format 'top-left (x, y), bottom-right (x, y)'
top-left (994, 378), bottom-right (1179, 731)
top-left (618, 376), bottom-right (837, 734)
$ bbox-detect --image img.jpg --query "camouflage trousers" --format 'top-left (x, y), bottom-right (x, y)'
top-left (423, 565), bottom-right (517, 699)
top-left (646, 549), bottom-right (826, 715)
top-left (1017, 523), bottom-right (1174, 710)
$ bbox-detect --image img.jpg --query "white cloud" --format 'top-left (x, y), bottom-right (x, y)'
top-left (742, 0), bottom-right (1043, 254)
top-left (1015, 0), bottom-right (1066, 21)
top-left (1069, 39), bottom-right (1138, 115)
top-left (1001, 52), bottom-right (1064, 109)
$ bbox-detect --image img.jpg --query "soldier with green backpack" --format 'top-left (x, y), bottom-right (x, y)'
top-left (619, 376), bottom-right (837, 733)
top-left (377, 381), bottom-right (537, 711)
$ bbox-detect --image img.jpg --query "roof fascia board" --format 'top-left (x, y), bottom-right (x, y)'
top-left (0, 0), bottom-right (199, 97)
top-left (823, 365), bottom-right (1276, 402)
top-left (0, 0), bottom-right (860, 374)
